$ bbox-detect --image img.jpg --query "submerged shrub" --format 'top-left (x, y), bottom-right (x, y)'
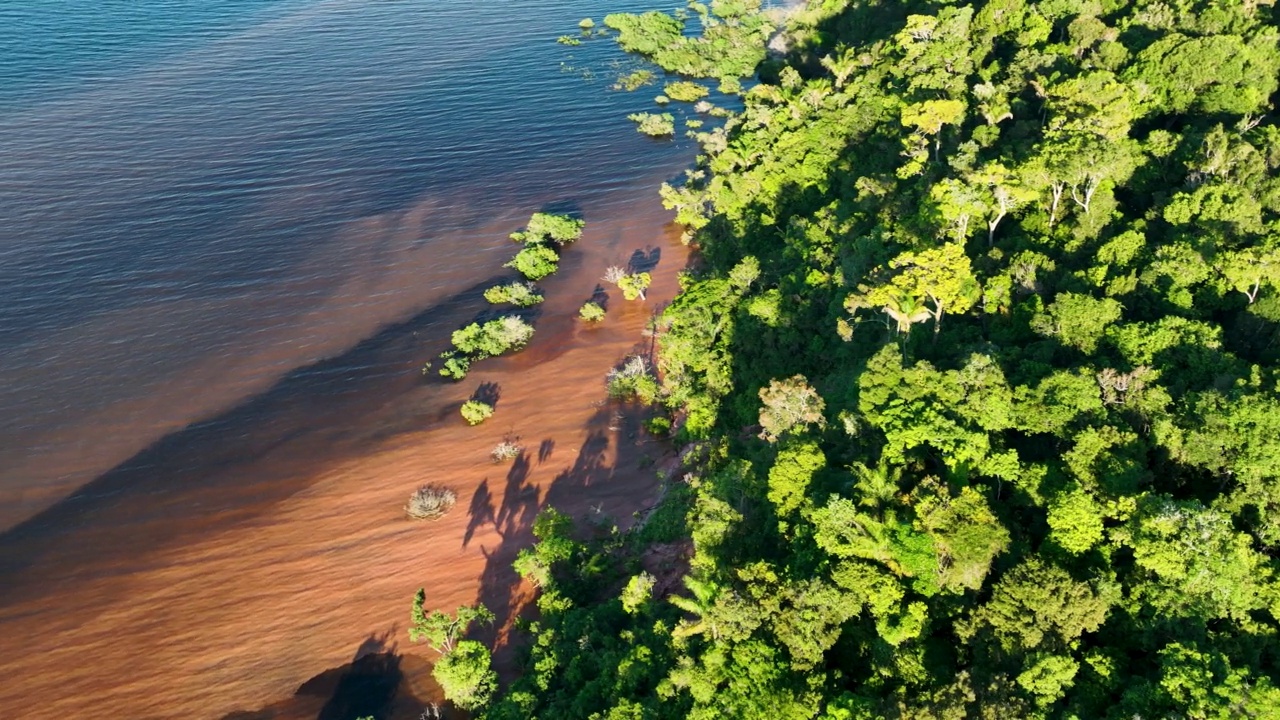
top-left (614, 69), bottom-right (656, 92)
top-left (644, 415), bottom-right (672, 436)
top-left (452, 316), bottom-right (535, 358)
top-left (510, 212), bottom-right (585, 245)
top-left (604, 6), bottom-right (773, 78)
top-left (461, 400), bottom-right (494, 425)
top-left (664, 81), bottom-right (709, 102)
top-left (438, 351), bottom-right (472, 381)
top-left (484, 282), bottom-right (544, 307)
top-left (505, 244), bottom-right (560, 280)
top-left (438, 317), bottom-right (535, 381)
top-left (579, 301), bottom-right (606, 322)
top-left (556, 35), bottom-right (581, 46)
top-left (491, 439), bottom-right (523, 463)
top-left (619, 272), bottom-right (651, 300)
top-left (628, 112), bottom-right (675, 137)
top-left (607, 355), bottom-right (660, 403)
top-left (406, 485), bottom-right (457, 520)
top-left (603, 265), bottom-right (652, 300)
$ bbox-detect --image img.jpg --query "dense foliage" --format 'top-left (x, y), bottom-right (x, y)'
top-left (484, 281), bottom-right (545, 307)
top-left (469, 1), bottom-right (1280, 718)
top-left (604, 0), bottom-right (776, 79)
top-left (434, 316), bottom-right (535, 380)
top-left (629, 112), bottom-right (678, 137)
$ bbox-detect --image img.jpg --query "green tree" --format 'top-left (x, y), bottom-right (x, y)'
top-left (1031, 292), bottom-right (1124, 353)
top-left (767, 439), bottom-right (825, 519)
top-left (1046, 485), bottom-right (1105, 554)
top-left (866, 243), bottom-right (978, 337)
top-left (505, 244), bottom-right (560, 280)
top-left (434, 640), bottom-right (498, 711)
top-left (408, 590), bottom-right (494, 653)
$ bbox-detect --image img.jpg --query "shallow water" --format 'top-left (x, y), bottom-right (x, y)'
top-left (0, 0), bottom-right (706, 531)
top-left (0, 1), bottom-right (725, 716)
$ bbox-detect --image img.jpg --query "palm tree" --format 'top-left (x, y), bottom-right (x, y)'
top-left (881, 290), bottom-right (932, 334)
top-left (669, 576), bottom-right (722, 640)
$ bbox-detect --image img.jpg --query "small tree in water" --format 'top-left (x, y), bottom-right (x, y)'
top-left (579, 300), bottom-right (606, 322)
top-left (460, 400), bottom-right (494, 425)
top-left (409, 590), bottom-right (498, 711)
top-left (603, 265), bottom-right (652, 300)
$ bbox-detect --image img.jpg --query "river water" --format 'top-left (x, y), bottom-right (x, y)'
top-left (0, 1), bottom-right (713, 717)
top-left (0, 0), bottom-right (704, 531)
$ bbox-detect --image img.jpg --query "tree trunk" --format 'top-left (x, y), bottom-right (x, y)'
top-left (988, 209), bottom-right (1006, 247)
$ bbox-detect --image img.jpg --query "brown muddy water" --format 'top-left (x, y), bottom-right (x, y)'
top-left (0, 1), bottom-right (715, 717)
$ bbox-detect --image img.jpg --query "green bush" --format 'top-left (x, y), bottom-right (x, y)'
top-left (461, 400), bottom-right (494, 425)
top-left (717, 76), bottom-right (742, 94)
top-left (434, 641), bottom-right (498, 711)
top-left (627, 112), bottom-right (675, 137)
top-left (484, 281), bottom-right (544, 307)
top-left (604, 5), bottom-right (773, 78)
top-left (579, 301), bottom-right (606, 322)
top-left (438, 316), bottom-right (535, 381)
top-left (505, 244), bottom-right (560, 280)
top-left (606, 356), bottom-right (660, 403)
top-left (452, 316), bottom-right (535, 359)
top-left (644, 415), bottom-right (671, 436)
top-left (578, 17), bottom-right (595, 30)
top-left (510, 212), bottom-right (585, 245)
top-left (664, 81), bottom-right (709, 102)
top-left (437, 351), bottom-right (471, 381)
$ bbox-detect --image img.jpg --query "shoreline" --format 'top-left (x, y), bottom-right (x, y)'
top-left (0, 186), bottom-right (691, 720)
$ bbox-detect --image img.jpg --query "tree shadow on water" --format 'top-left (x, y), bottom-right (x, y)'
top-left (219, 630), bottom-right (436, 720)
top-left (589, 284), bottom-right (610, 311)
top-left (463, 479), bottom-right (494, 549)
top-left (464, 406), bottom-right (633, 667)
top-left (627, 247), bottom-right (661, 274)
top-left (470, 382), bottom-right (500, 407)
